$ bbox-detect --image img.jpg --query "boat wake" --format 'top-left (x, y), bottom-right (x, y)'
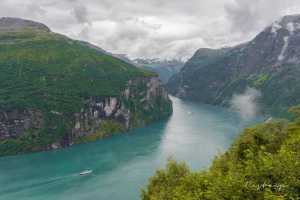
top-left (0, 171), bottom-right (92, 195)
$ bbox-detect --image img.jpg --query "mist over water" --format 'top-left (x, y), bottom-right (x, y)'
top-left (230, 87), bottom-right (262, 120)
top-left (0, 97), bottom-right (261, 200)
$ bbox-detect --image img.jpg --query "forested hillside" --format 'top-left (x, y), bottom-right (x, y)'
top-left (0, 18), bottom-right (172, 156)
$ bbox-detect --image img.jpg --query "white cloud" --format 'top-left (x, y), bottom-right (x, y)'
top-left (225, 0), bottom-right (300, 37)
top-left (1, 0), bottom-right (300, 60)
top-left (230, 87), bottom-right (261, 120)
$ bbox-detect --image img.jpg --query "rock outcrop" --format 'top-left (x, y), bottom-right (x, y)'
top-left (71, 77), bottom-right (171, 141)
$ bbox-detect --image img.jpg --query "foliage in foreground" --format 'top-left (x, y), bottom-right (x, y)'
top-left (142, 108), bottom-right (300, 200)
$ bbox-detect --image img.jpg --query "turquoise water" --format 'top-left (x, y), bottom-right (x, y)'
top-left (0, 97), bottom-right (260, 200)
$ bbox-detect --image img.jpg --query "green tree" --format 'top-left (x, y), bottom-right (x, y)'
top-left (142, 109), bottom-right (300, 200)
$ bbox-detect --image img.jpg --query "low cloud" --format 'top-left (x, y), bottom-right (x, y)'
top-left (230, 87), bottom-right (261, 120)
top-left (73, 4), bottom-right (88, 24)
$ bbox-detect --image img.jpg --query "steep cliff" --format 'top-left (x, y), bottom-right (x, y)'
top-left (167, 15), bottom-right (300, 116)
top-left (0, 18), bottom-right (172, 156)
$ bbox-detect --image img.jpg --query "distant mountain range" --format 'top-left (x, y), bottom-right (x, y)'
top-left (167, 14), bottom-right (300, 116)
top-left (133, 58), bottom-right (185, 84)
top-left (89, 52), bottom-right (185, 84)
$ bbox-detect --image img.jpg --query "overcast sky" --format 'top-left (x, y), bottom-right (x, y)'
top-left (1, 0), bottom-right (300, 60)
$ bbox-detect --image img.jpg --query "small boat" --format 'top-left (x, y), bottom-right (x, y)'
top-left (80, 170), bottom-right (93, 176)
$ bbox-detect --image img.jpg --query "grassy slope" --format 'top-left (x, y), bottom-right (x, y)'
top-left (142, 107), bottom-right (300, 200)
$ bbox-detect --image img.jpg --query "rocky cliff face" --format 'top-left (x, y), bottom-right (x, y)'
top-left (0, 77), bottom-right (171, 154)
top-left (72, 77), bottom-right (171, 141)
top-left (167, 14), bottom-right (300, 116)
top-left (0, 109), bottom-right (43, 140)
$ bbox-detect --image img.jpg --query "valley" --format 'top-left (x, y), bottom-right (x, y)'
top-left (0, 6), bottom-right (299, 200)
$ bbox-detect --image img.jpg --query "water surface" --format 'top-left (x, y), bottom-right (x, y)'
top-left (0, 97), bottom-right (260, 200)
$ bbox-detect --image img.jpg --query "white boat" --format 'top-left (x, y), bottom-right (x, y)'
top-left (80, 170), bottom-right (93, 176)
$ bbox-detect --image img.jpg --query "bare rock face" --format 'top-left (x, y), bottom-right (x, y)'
top-left (0, 17), bottom-right (50, 32)
top-left (72, 96), bottom-right (129, 137)
top-left (0, 109), bottom-right (43, 140)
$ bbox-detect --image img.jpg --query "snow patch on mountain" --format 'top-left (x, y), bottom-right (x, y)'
top-left (286, 22), bottom-right (295, 34)
top-left (270, 18), bottom-right (300, 36)
top-left (271, 21), bottom-right (282, 35)
top-left (286, 22), bottom-right (300, 35)
top-left (278, 36), bottom-right (289, 61)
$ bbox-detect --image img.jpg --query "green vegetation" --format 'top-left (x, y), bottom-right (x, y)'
top-left (251, 73), bottom-right (269, 88)
top-left (0, 130), bottom-right (45, 156)
top-left (142, 107), bottom-right (300, 200)
top-left (0, 30), bottom-right (153, 113)
top-left (75, 120), bottom-right (126, 143)
top-left (0, 27), bottom-right (169, 156)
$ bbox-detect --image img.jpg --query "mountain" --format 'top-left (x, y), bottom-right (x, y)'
top-left (0, 17), bottom-right (172, 156)
top-left (134, 58), bottom-right (184, 84)
top-left (167, 14), bottom-right (300, 116)
top-left (91, 54), bottom-right (185, 84)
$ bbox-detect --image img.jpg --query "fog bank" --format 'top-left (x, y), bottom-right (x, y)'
top-left (230, 87), bottom-right (261, 120)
